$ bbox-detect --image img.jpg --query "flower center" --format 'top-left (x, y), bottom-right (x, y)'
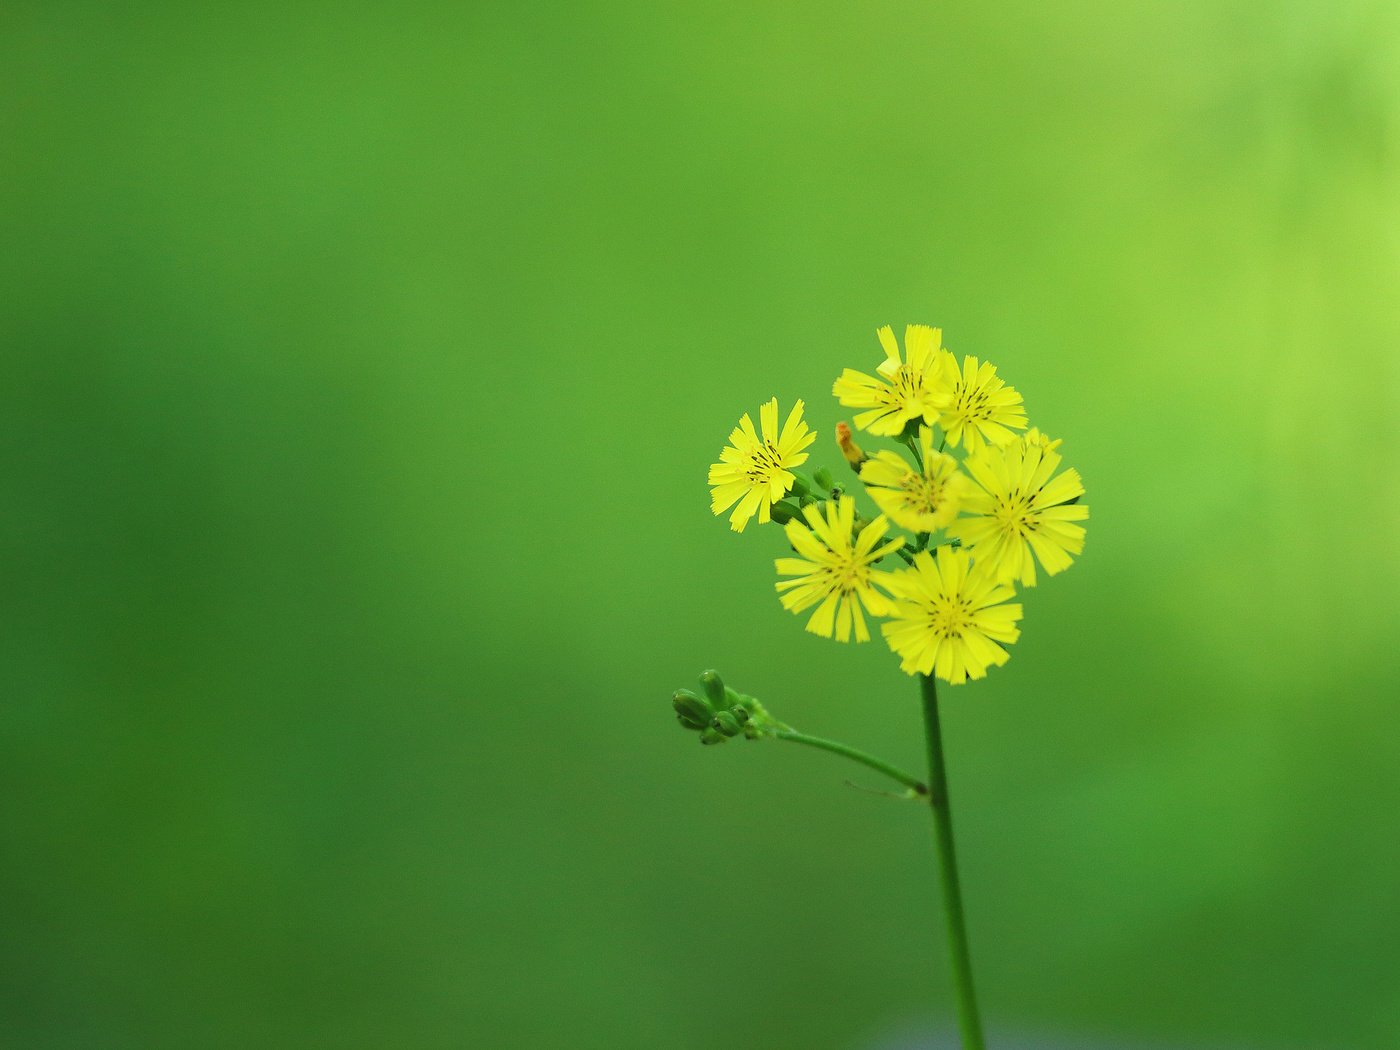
top-left (900, 470), bottom-right (942, 512)
top-left (743, 440), bottom-right (784, 482)
top-left (822, 562), bottom-right (861, 593)
top-left (926, 594), bottom-right (973, 640)
top-left (992, 489), bottom-right (1036, 535)
top-left (951, 381), bottom-right (990, 421)
top-left (877, 364), bottom-right (923, 407)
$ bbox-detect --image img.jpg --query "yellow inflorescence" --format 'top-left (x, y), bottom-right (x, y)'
top-left (708, 398), bottom-right (817, 533)
top-left (881, 547), bottom-right (1023, 683)
top-left (859, 425), bottom-right (967, 533)
top-left (832, 325), bottom-right (950, 436)
top-left (774, 497), bottom-right (904, 644)
top-left (947, 434), bottom-right (1088, 587)
top-left (936, 355), bottom-right (1027, 454)
top-left (707, 324), bottom-right (1087, 684)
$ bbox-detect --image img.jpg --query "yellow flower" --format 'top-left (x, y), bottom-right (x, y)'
top-left (833, 325), bottom-right (951, 436)
top-left (858, 426), bottom-right (967, 532)
top-left (775, 497), bottom-right (904, 643)
top-left (708, 398), bottom-right (817, 533)
top-left (937, 355), bottom-right (1027, 453)
top-left (946, 435), bottom-right (1088, 586)
top-left (1022, 427), bottom-right (1061, 452)
top-left (881, 547), bottom-right (1023, 683)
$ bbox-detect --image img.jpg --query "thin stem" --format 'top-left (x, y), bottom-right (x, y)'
top-left (919, 673), bottom-right (986, 1050)
top-left (773, 729), bottom-right (928, 796)
top-left (902, 432), bottom-right (925, 468)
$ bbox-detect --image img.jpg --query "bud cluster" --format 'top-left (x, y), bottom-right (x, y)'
top-left (672, 670), bottom-right (784, 745)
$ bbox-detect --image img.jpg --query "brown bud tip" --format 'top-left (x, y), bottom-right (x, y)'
top-left (836, 422), bottom-right (867, 468)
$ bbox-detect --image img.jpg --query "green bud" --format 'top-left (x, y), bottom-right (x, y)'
top-left (699, 726), bottom-right (729, 746)
top-left (769, 501), bottom-right (799, 525)
top-left (673, 689), bottom-right (714, 730)
top-left (728, 692), bottom-right (759, 719)
top-left (699, 670), bottom-right (726, 707)
top-left (813, 466), bottom-right (834, 491)
top-left (712, 711), bottom-right (743, 737)
top-left (799, 493), bottom-right (817, 509)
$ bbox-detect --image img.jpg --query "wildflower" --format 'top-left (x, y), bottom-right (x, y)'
top-left (1022, 427), bottom-right (1061, 452)
top-left (775, 497), bottom-right (903, 643)
top-left (858, 426), bottom-right (966, 532)
top-left (881, 547), bottom-right (1023, 683)
top-left (708, 398), bottom-right (817, 532)
top-left (833, 325), bottom-right (951, 436)
top-left (937, 355), bottom-right (1027, 454)
top-left (946, 437), bottom-right (1088, 586)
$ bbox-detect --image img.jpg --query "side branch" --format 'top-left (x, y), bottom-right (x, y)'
top-left (773, 729), bottom-right (929, 796)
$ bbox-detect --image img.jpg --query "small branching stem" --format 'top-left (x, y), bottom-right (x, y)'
top-left (772, 729), bottom-right (928, 796)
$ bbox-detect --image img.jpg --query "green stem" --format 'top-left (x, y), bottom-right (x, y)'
top-left (919, 673), bottom-right (986, 1050)
top-left (772, 729), bottom-right (928, 796)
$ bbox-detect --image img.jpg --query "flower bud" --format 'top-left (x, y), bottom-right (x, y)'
top-left (671, 675), bottom-right (784, 743)
top-left (769, 501), bottom-right (799, 525)
top-left (813, 466), bottom-right (834, 491)
top-left (836, 422), bottom-right (867, 471)
top-left (712, 711), bottom-right (743, 737)
top-left (673, 688), bottom-right (714, 730)
top-left (699, 670), bottom-right (726, 707)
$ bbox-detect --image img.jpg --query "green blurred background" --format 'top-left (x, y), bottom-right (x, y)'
top-left (3, 2), bottom-right (1398, 1048)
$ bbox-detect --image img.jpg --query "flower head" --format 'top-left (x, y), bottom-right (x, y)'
top-left (881, 547), bottom-right (1023, 683)
top-left (858, 426), bottom-right (967, 532)
top-left (833, 325), bottom-right (952, 436)
top-left (775, 497), bottom-right (903, 643)
top-left (708, 398), bottom-right (817, 532)
top-left (1022, 427), bottom-right (1062, 452)
top-left (937, 355), bottom-right (1027, 454)
top-left (946, 435), bottom-right (1088, 586)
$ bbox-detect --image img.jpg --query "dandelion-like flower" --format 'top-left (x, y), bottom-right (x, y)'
top-left (708, 398), bottom-right (817, 533)
top-left (775, 497), bottom-right (904, 643)
top-left (1022, 427), bottom-right (1061, 452)
top-left (937, 355), bottom-right (1027, 454)
top-left (946, 436), bottom-right (1088, 587)
top-left (858, 426), bottom-right (967, 533)
top-left (881, 547), bottom-right (1023, 683)
top-left (833, 325), bottom-right (951, 436)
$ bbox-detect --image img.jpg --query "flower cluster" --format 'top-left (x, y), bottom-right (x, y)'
top-left (707, 325), bottom-right (1088, 684)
